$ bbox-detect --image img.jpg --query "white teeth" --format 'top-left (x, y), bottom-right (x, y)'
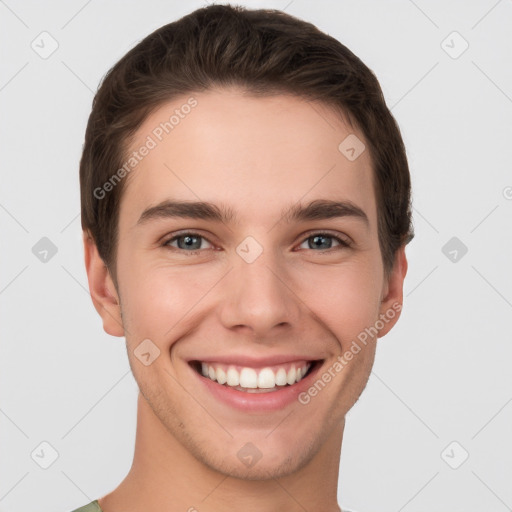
top-left (258, 368), bottom-right (276, 389)
top-left (226, 367), bottom-right (239, 386)
top-left (197, 361), bottom-right (312, 390)
top-left (239, 368), bottom-right (258, 388)
top-left (216, 367), bottom-right (227, 385)
top-left (275, 368), bottom-right (287, 386)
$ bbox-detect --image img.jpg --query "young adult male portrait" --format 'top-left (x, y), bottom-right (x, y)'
top-left (73, 3), bottom-right (413, 511)
top-left (1, 2), bottom-right (510, 512)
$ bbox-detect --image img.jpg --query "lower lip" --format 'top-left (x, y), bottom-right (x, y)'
top-left (190, 361), bottom-right (323, 412)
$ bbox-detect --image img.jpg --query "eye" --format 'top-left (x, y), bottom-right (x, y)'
top-left (161, 230), bottom-right (351, 254)
top-left (297, 232), bottom-right (351, 251)
top-left (162, 232), bottom-right (214, 252)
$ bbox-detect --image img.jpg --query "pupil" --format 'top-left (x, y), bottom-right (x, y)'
top-left (180, 235), bottom-right (200, 250)
top-left (311, 235), bottom-right (331, 249)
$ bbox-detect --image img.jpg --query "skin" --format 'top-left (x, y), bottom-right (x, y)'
top-left (84, 87), bottom-right (407, 512)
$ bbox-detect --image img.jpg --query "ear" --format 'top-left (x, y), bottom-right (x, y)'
top-left (83, 230), bottom-right (125, 337)
top-left (377, 245), bottom-right (408, 338)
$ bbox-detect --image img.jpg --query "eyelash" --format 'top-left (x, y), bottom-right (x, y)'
top-left (161, 231), bottom-right (352, 254)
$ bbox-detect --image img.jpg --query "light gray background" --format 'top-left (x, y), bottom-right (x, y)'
top-left (1, 1), bottom-right (511, 511)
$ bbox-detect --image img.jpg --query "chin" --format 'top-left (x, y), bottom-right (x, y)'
top-left (192, 431), bottom-right (322, 481)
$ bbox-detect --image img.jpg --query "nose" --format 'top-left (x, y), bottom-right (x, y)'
top-left (218, 247), bottom-right (302, 339)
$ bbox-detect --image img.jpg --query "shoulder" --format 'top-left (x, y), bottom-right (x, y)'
top-left (69, 500), bottom-right (102, 512)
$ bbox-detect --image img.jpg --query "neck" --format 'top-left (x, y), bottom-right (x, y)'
top-left (98, 392), bottom-right (345, 512)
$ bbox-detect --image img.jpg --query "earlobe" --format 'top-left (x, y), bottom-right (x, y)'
top-left (83, 231), bottom-right (125, 337)
top-left (378, 246), bottom-right (408, 338)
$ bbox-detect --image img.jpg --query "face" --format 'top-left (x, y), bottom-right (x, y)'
top-left (85, 87), bottom-right (407, 480)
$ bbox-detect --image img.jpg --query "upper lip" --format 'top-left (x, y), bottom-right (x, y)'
top-left (187, 354), bottom-right (322, 368)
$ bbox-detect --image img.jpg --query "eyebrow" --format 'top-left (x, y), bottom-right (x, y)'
top-left (136, 198), bottom-right (369, 227)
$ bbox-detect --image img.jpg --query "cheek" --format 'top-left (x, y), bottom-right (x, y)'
top-left (298, 261), bottom-right (383, 346)
top-left (117, 254), bottom-right (220, 344)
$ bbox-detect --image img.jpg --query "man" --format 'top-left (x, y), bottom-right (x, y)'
top-left (73, 4), bottom-right (413, 511)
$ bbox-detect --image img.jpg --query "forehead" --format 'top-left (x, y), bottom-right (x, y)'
top-left (119, 88), bottom-right (377, 229)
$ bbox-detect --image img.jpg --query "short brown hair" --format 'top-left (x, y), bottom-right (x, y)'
top-left (80, 3), bottom-right (414, 286)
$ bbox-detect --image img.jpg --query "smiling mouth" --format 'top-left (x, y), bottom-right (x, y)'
top-left (189, 359), bottom-right (323, 393)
